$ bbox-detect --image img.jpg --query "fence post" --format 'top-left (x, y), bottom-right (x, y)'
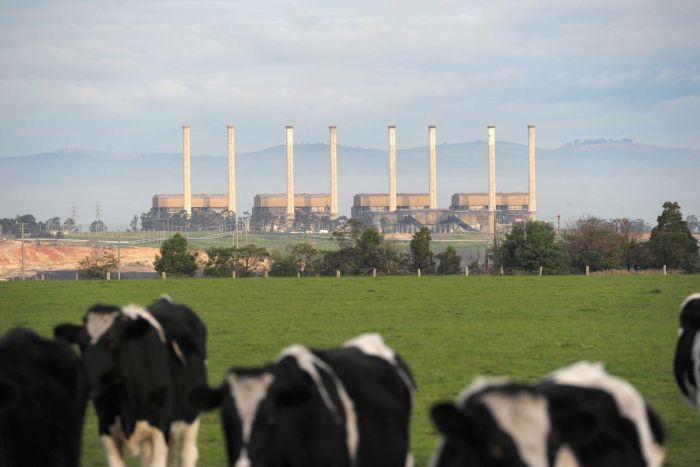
top-left (162, 271), bottom-right (166, 280)
top-left (336, 270), bottom-right (340, 278)
top-left (265, 270), bottom-right (269, 278)
top-left (663, 265), bottom-right (667, 276)
top-left (41, 273), bottom-right (45, 280)
top-left (117, 271), bottom-right (121, 281)
top-left (465, 266), bottom-right (469, 276)
top-left (500, 267), bottom-right (504, 276)
top-left (232, 270), bottom-right (236, 279)
top-left (373, 268), bottom-right (377, 278)
top-left (417, 268), bottom-right (421, 277)
top-left (75, 272), bottom-right (79, 281)
top-left (297, 272), bottom-right (301, 278)
top-left (585, 265), bottom-right (589, 276)
top-left (106, 272), bottom-right (111, 281)
top-left (539, 266), bottom-right (543, 276)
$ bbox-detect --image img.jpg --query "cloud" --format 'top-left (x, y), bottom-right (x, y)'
top-left (0, 0), bottom-right (698, 156)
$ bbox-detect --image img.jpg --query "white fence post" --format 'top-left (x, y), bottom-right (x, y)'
top-left (500, 267), bottom-right (504, 276)
top-left (297, 272), bottom-right (301, 278)
top-left (663, 265), bottom-right (667, 276)
top-left (417, 268), bottom-right (421, 277)
top-left (232, 270), bottom-right (236, 279)
top-left (75, 272), bottom-right (79, 281)
top-left (336, 270), bottom-right (340, 278)
top-left (162, 271), bottom-right (166, 280)
top-left (586, 265), bottom-right (590, 276)
top-left (465, 266), bottom-right (469, 276)
top-left (539, 266), bottom-right (543, 276)
top-left (106, 272), bottom-right (111, 281)
top-left (373, 268), bottom-right (377, 278)
top-left (265, 270), bottom-right (269, 278)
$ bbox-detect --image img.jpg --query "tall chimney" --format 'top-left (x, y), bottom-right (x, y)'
top-left (227, 126), bottom-right (236, 215)
top-left (528, 125), bottom-right (536, 221)
top-left (286, 126), bottom-right (295, 221)
top-left (182, 126), bottom-right (192, 217)
top-left (329, 126), bottom-right (338, 219)
top-left (389, 125), bottom-right (397, 212)
top-left (488, 125), bottom-right (496, 240)
top-left (428, 125), bottom-right (437, 209)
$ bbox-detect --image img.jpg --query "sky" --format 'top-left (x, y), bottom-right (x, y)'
top-left (0, 0), bottom-right (699, 157)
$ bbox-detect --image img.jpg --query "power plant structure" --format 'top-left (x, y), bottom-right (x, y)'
top-left (148, 124), bottom-right (537, 237)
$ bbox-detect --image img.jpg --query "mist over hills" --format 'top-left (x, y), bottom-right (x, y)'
top-left (1, 139), bottom-right (697, 227)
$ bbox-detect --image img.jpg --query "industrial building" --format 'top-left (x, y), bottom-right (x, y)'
top-left (148, 123), bottom-right (537, 238)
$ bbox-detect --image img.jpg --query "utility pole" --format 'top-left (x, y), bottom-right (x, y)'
top-left (117, 231), bottom-right (121, 280)
top-left (557, 214), bottom-right (561, 238)
top-left (20, 222), bottom-right (25, 280)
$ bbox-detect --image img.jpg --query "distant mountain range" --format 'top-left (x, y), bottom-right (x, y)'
top-left (1, 139), bottom-right (698, 227)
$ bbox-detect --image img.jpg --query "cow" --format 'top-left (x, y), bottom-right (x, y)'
top-left (430, 362), bottom-right (665, 467)
top-left (0, 327), bottom-right (88, 467)
top-left (53, 295), bottom-right (207, 467)
top-left (674, 292), bottom-right (700, 409)
top-left (193, 333), bottom-right (415, 467)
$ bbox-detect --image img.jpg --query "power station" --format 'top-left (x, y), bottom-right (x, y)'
top-left (149, 124), bottom-right (537, 235)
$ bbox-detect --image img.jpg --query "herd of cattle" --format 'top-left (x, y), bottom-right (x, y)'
top-left (1, 292), bottom-right (700, 466)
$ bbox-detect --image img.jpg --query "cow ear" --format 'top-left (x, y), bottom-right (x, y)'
top-left (190, 385), bottom-right (225, 411)
top-left (431, 402), bottom-right (472, 438)
top-left (276, 385), bottom-right (312, 407)
top-left (54, 323), bottom-right (82, 343)
top-left (0, 377), bottom-right (19, 412)
top-left (124, 318), bottom-right (151, 340)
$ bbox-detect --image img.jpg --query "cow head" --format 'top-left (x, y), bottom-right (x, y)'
top-left (430, 381), bottom-right (550, 467)
top-left (54, 304), bottom-right (154, 398)
top-left (192, 361), bottom-right (312, 467)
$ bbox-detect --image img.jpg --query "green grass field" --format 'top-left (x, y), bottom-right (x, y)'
top-left (1, 275), bottom-right (699, 466)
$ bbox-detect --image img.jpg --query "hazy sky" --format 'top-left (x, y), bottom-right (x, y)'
top-left (1, 0), bottom-right (698, 156)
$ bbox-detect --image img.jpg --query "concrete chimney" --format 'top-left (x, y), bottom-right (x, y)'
top-left (286, 126), bottom-right (295, 221)
top-left (227, 126), bottom-right (236, 215)
top-left (488, 125), bottom-right (496, 239)
top-left (182, 126), bottom-right (192, 217)
top-left (428, 125), bottom-right (437, 209)
top-left (329, 126), bottom-right (338, 219)
top-left (528, 125), bottom-right (536, 221)
top-left (389, 126), bottom-right (397, 212)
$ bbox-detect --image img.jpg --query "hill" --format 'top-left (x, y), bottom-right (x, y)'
top-left (0, 139), bottom-right (698, 226)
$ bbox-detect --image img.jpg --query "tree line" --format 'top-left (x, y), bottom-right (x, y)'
top-left (497, 202), bottom-right (699, 273)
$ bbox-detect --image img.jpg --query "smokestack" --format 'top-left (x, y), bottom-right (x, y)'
top-left (528, 125), bottom-right (536, 221)
top-left (329, 126), bottom-right (338, 219)
top-left (227, 126), bottom-right (236, 215)
top-left (389, 126), bottom-right (397, 212)
top-left (429, 125), bottom-right (437, 209)
top-left (488, 125), bottom-right (496, 239)
top-left (182, 126), bottom-right (192, 217)
top-left (286, 126), bottom-right (295, 221)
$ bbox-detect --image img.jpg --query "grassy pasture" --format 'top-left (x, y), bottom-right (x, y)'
top-left (1, 275), bottom-right (699, 466)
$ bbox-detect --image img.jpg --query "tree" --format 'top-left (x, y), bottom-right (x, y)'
top-left (561, 217), bottom-right (626, 271)
top-left (270, 250), bottom-right (299, 277)
top-left (649, 202), bottom-right (699, 271)
top-left (436, 246), bottom-right (462, 274)
top-left (354, 227), bottom-right (384, 273)
top-left (202, 246), bottom-right (236, 277)
top-left (499, 220), bottom-right (567, 273)
top-left (154, 233), bottom-right (198, 276)
top-left (234, 244), bottom-right (270, 276)
top-left (611, 218), bottom-right (649, 271)
top-left (90, 220), bottom-right (107, 232)
top-left (79, 247), bottom-right (119, 279)
top-left (331, 218), bottom-right (364, 249)
top-left (409, 228), bottom-right (435, 273)
top-left (130, 214), bottom-right (139, 232)
top-left (687, 215), bottom-right (700, 234)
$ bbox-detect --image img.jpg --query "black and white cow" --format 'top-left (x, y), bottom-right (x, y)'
top-left (674, 293), bottom-right (700, 409)
top-left (0, 327), bottom-right (88, 467)
top-left (194, 333), bottom-right (415, 467)
top-left (430, 362), bottom-right (665, 467)
top-left (54, 296), bottom-right (207, 467)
